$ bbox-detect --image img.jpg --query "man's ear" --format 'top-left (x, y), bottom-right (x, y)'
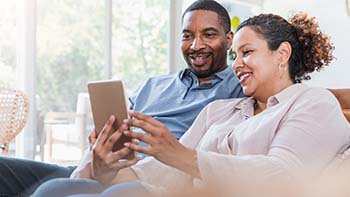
top-left (226, 31), bottom-right (234, 50)
top-left (277, 41), bottom-right (292, 65)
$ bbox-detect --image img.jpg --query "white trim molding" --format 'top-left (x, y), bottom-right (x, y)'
top-left (15, 0), bottom-right (37, 159)
top-left (169, 0), bottom-right (184, 74)
top-left (105, 0), bottom-right (112, 79)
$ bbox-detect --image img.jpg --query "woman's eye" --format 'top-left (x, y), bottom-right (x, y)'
top-left (231, 52), bottom-right (237, 60)
top-left (243, 50), bottom-right (253, 56)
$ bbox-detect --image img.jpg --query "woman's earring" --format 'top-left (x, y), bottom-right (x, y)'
top-left (279, 64), bottom-right (285, 79)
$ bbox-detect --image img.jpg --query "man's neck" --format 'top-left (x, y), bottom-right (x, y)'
top-left (198, 65), bottom-right (227, 85)
top-left (198, 76), bottom-right (212, 85)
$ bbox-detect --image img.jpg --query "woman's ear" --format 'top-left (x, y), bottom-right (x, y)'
top-left (277, 41), bottom-right (292, 65)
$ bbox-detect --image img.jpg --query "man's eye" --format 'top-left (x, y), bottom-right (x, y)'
top-left (182, 34), bottom-right (191, 40)
top-left (204, 33), bottom-right (216, 38)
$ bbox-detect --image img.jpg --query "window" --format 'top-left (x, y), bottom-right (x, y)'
top-left (0, 1), bottom-right (16, 87)
top-left (4, 0), bottom-right (183, 164)
top-left (112, 0), bottom-right (170, 94)
top-left (37, 0), bottom-right (105, 113)
top-left (36, 0), bottom-right (105, 163)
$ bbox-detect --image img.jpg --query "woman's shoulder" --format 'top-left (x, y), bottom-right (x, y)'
top-left (287, 86), bottom-right (341, 116)
top-left (300, 86), bottom-right (338, 105)
top-left (205, 97), bottom-right (250, 111)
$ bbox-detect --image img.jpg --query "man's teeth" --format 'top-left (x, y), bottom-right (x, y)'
top-left (190, 53), bottom-right (210, 58)
top-left (195, 56), bottom-right (205, 61)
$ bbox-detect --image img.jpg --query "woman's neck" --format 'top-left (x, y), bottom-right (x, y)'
top-left (253, 80), bottom-right (294, 115)
top-left (254, 100), bottom-right (266, 115)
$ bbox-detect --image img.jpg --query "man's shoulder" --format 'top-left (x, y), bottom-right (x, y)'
top-left (147, 72), bottom-right (179, 81)
top-left (143, 70), bottom-right (183, 85)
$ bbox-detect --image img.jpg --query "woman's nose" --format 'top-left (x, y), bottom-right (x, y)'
top-left (232, 57), bottom-right (243, 71)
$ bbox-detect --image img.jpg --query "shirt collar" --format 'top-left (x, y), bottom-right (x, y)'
top-left (234, 83), bottom-right (308, 110)
top-left (179, 65), bottom-right (231, 81)
top-left (179, 68), bottom-right (191, 80)
top-left (214, 66), bottom-right (232, 80)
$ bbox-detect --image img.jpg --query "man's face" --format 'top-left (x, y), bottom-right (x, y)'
top-left (181, 10), bottom-right (233, 78)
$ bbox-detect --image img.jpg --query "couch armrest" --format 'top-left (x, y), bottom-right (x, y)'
top-left (343, 109), bottom-right (350, 122)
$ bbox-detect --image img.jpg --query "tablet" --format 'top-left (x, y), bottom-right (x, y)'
top-left (88, 80), bottom-right (133, 159)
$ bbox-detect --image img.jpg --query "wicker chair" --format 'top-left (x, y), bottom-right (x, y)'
top-left (0, 87), bottom-right (30, 155)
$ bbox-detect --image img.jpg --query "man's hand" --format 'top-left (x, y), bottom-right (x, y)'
top-left (123, 110), bottom-right (201, 178)
top-left (91, 115), bottom-right (139, 185)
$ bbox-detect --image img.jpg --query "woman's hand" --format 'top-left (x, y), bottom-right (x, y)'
top-left (88, 128), bottom-right (97, 147)
top-left (123, 110), bottom-right (201, 178)
top-left (91, 115), bottom-right (140, 185)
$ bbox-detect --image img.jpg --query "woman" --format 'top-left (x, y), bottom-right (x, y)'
top-left (34, 13), bottom-right (350, 197)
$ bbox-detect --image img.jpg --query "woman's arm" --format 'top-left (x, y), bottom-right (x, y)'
top-left (71, 116), bottom-right (140, 185)
top-left (70, 151), bottom-right (138, 184)
top-left (123, 110), bottom-right (201, 178)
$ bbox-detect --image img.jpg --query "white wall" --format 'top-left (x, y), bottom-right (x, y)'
top-left (262, 0), bottom-right (350, 88)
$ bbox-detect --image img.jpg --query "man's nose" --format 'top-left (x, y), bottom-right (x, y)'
top-left (190, 37), bottom-right (205, 51)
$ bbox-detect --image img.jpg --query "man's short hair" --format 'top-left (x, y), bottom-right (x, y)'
top-left (182, 0), bottom-right (231, 33)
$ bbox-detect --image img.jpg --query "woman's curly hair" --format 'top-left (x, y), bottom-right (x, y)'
top-left (236, 13), bottom-right (335, 83)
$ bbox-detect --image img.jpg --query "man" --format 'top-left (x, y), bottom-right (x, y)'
top-left (0, 0), bottom-right (243, 196)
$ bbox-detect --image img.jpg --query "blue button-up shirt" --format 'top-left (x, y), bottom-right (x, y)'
top-left (129, 66), bottom-right (244, 139)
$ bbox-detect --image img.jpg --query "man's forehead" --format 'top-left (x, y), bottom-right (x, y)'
top-left (182, 10), bottom-right (220, 25)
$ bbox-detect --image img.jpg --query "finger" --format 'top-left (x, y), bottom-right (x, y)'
top-left (124, 118), bottom-right (162, 136)
top-left (95, 115), bottom-right (116, 147)
top-left (129, 110), bottom-right (163, 128)
top-left (111, 146), bottom-right (134, 160)
top-left (89, 128), bottom-right (97, 145)
top-left (123, 129), bottom-right (155, 145)
top-left (118, 123), bottom-right (129, 133)
top-left (124, 142), bottom-right (152, 155)
top-left (111, 156), bottom-right (140, 169)
top-left (104, 125), bottom-right (125, 150)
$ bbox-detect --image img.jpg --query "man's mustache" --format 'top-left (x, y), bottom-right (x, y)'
top-left (187, 51), bottom-right (212, 56)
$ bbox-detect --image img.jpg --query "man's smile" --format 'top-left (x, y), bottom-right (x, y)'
top-left (188, 52), bottom-right (212, 66)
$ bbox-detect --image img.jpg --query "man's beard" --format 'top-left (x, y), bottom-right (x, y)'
top-left (186, 51), bottom-right (216, 78)
top-left (188, 63), bottom-right (215, 78)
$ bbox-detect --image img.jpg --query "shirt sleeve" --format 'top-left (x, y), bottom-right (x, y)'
top-left (70, 148), bottom-right (92, 178)
top-left (194, 89), bottom-right (350, 193)
top-left (128, 85), bottom-right (142, 110)
top-left (130, 103), bottom-right (215, 193)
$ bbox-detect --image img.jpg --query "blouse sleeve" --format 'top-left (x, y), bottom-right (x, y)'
top-left (130, 103), bottom-right (213, 192)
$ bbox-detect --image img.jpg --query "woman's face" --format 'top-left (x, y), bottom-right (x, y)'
top-left (232, 27), bottom-right (284, 100)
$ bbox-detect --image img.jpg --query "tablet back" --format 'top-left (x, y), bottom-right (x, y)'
top-left (88, 80), bottom-right (132, 158)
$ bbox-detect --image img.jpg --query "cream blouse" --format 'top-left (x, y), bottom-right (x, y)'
top-left (130, 84), bottom-right (350, 196)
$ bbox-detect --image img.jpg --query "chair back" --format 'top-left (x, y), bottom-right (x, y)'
top-left (0, 87), bottom-right (30, 154)
top-left (329, 89), bottom-right (350, 122)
